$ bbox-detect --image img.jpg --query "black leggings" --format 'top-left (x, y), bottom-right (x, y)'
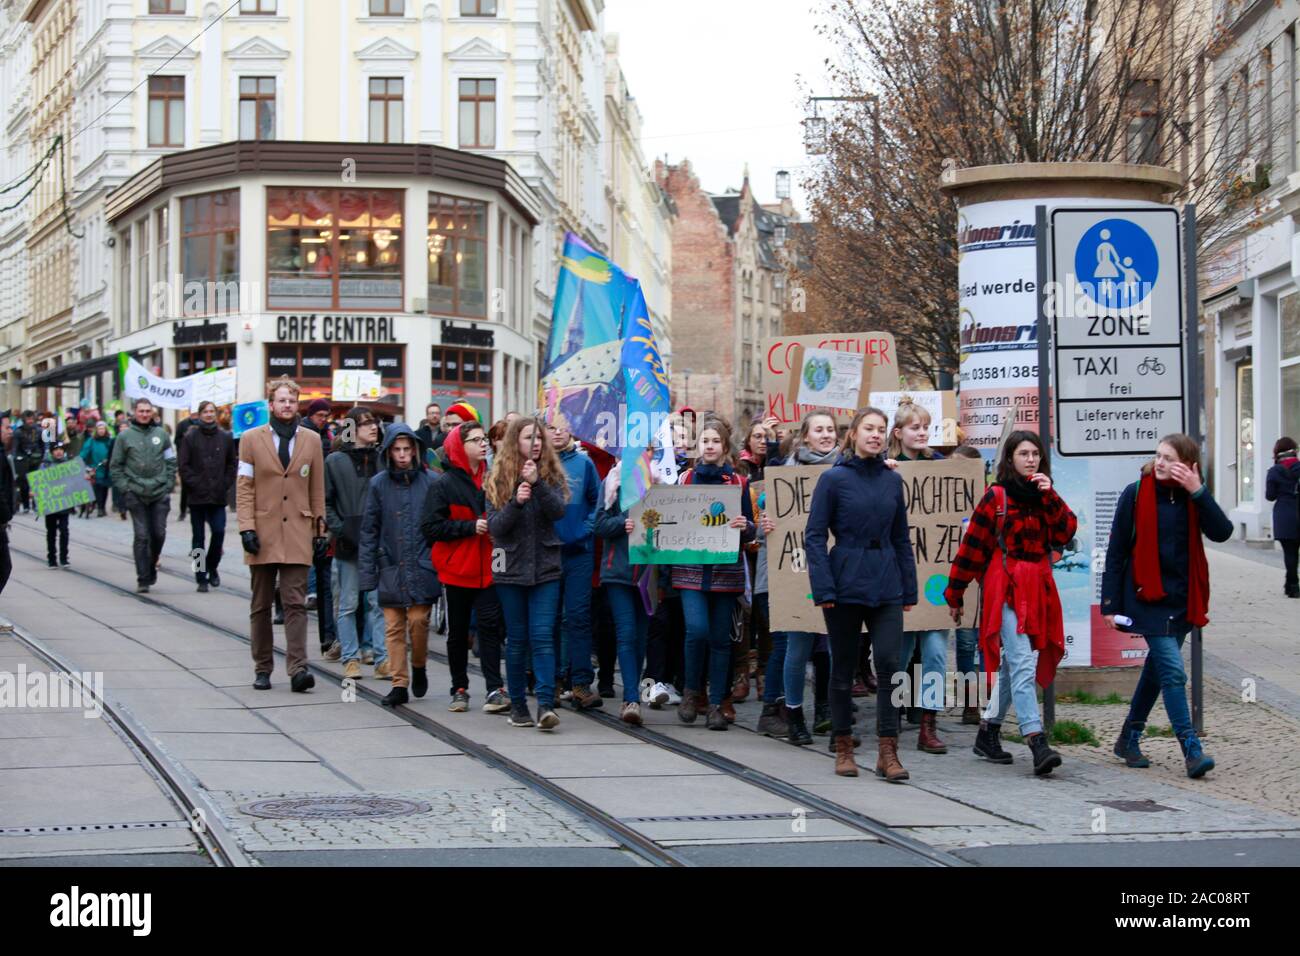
top-left (445, 583), bottom-right (504, 695)
top-left (646, 591), bottom-right (685, 689)
top-left (824, 603), bottom-right (904, 737)
top-left (1281, 538), bottom-right (1299, 592)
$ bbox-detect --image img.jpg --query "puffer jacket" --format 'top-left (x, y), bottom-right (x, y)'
top-left (805, 452), bottom-right (917, 608)
top-left (179, 421), bottom-right (236, 505)
top-left (13, 422), bottom-right (44, 472)
top-left (325, 439), bottom-right (384, 560)
top-left (358, 424), bottom-right (440, 608)
top-left (108, 420), bottom-right (177, 503)
top-left (421, 426), bottom-right (494, 589)
top-left (80, 434), bottom-right (114, 486)
top-left (486, 469), bottom-right (568, 587)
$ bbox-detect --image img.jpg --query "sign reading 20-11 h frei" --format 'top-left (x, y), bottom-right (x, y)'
top-left (1048, 207), bottom-right (1185, 456)
top-left (629, 485), bottom-right (742, 565)
top-left (766, 459), bottom-right (982, 633)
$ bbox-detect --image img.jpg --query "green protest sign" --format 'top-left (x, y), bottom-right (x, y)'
top-left (28, 461), bottom-right (94, 518)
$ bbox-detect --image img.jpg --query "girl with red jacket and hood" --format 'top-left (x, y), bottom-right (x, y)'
top-left (420, 421), bottom-right (508, 714)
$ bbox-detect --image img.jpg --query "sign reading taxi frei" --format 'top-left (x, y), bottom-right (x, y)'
top-left (1048, 207), bottom-right (1186, 455)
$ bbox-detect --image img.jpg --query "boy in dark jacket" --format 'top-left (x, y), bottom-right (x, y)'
top-left (40, 443), bottom-right (76, 567)
top-left (178, 401), bottom-right (237, 592)
top-left (420, 421), bottom-right (507, 713)
top-left (359, 424), bottom-right (440, 708)
top-left (324, 408), bottom-right (388, 680)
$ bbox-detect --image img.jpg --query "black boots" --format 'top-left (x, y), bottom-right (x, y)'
top-left (411, 667), bottom-right (428, 699)
top-left (1113, 720), bottom-right (1150, 768)
top-left (972, 720), bottom-right (1013, 764)
top-left (786, 706), bottom-right (813, 745)
top-left (1026, 732), bottom-right (1062, 776)
top-left (382, 686), bottom-right (410, 708)
top-left (290, 670), bottom-right (315, 693)
top-left (756, 701), bottom-right (789, 738)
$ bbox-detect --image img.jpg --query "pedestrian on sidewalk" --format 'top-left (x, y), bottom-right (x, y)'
top-left (179, 401), bottom-right (236, 593)
top-left (0, 418), bottom-right (14, 611)
top-left (486, 416), bottom-right (569, 731)
top-left (1103, 434), bottom-right (1233, 779)
top-left (324, 407), bottom-right (389, 681)
top-left (300, 398), bottom-right (335, 651)
top-left (1265, 437), bottom-right (1300, 598)
top-left (421, 419), bottom-right (507, 713)
top-left (237, 378), bottom-right (325, 693)
top-left (673, 418), bottom-right (755, 733)
top-left (807, 408), bottom-right (916, 780)
top-left (359, 424), bottom-right (440, 708)
top-left (109, 398), bottom-right (177, 593)
top-left (945, 430), bottom-right (1076, 778)
top-left (80, 421), bottom-right (114, 518)
top-left (39, 443), bottom-right (75, 567)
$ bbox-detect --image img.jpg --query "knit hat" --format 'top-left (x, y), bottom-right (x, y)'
top-left (445, 401), bottom-right (481, 423)
top-left (307, 398), bottom-right (331, 416)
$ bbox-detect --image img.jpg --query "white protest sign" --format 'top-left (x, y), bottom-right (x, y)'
top-left (332, 369), bottom-right (383, 402)
top-left (190, 367), bottom-right (237, 411)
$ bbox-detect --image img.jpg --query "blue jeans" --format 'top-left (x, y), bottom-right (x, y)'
top-left (498, 581), bottom-right (561, 710)
top-left (681, 589), bottom-right (738, 706)
top-left (955, 627), bottom-right (979, 680)
top-left (983, 605), bottom-right (1041, 735)
top-left (606, 584), bottom-right (648, 703)
top-left (901, 629), bottom-right (949, 710)
top-left (557, 550), bottom-right (594, 687)
top-left (757, 596), bottom-right (787, 704)
top-left (333, 557), bottom-right (386, 665)
top-left (1124, 633), bottom-right (1193, 740)
top-left (781, 632), bottom-right (817, 709)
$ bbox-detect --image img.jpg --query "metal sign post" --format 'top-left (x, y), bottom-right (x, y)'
top-left (1184, 204), bottom-right (1204, 736)
top-left (1035, 205), bottom-right (1056, 730)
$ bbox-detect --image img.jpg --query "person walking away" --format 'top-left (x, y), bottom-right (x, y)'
top-left (547, 415), bottom-right (601, 709)
top-left (944, 431), bottom-right (1077, 776)
top-left (109, 398), bottom-right (177, 593)
top-left (179, 401), bottom-right (236, 592)
top-left (80, 421), bottom-right (114, 517)
top-left (1265, 438), bottom-right (1300, 598)
top-left (1103, 434), bottom-right (1233, 778)
top-left (174, 408), bottom-right (200, 522)
top-left (324, 407), bottom-right (390, 680)
top-left (421, 420), bottom-right (508, 712)
top-left (806, 408), bottom-right (917, 779)
top-left (486, 417), bottom-right (570, 730)
top-left (238, 378), bottom-right (326, 692)
top-left (40, 443), bottom-right (75, 567)
top-left (359, 424), bottom-right (440, 707)
top-left (673, 418), bottom-right (756, 731)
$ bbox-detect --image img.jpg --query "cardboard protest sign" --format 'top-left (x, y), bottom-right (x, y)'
top-left (765, 458), bottom-right (983, 633)
top-left (762, 331), bottom-right (898, 424)
top-left (871, 391), bottom-right (960, 447)
top-left (29, 461), bottom-right (94, 518)
top-left (788, 347), bottom-right (871, 412)
top-left (629, 485), bottom-right (742, 565)
top-left (191, 367), bottom-right (237, 411)
top-left (333, 369), bottom-right (383, 402)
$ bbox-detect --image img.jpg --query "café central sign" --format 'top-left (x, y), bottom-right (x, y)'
top-left (276, 314), bottom-right (397, 343)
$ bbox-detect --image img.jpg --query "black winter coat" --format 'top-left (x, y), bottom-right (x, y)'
top-left (179, 422), bottom-right (236, 505)
top-left (358, 424), bottom-right (440, 607)
top-left (325, 442), bottom-right (384, 560)
top-left (486, 476), bottom-right (567, 587)
top-left (1265, 460), bottom-right (1300, 541)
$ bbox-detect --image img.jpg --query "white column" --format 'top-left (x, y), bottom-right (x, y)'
top-left (199, 2), bottom-right (223, 144)
top-left (338, 0), bottom-right (350, 139)
top-left (420, 4), bottom-right (443, 144)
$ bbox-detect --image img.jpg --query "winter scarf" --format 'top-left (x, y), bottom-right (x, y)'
top-left (1133, 473), bottom-right (1209, 627)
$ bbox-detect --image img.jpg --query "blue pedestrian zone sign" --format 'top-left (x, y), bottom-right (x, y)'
top-left (1073, 218), bottom-right (1160, 311)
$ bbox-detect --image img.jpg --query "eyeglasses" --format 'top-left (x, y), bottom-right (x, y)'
top-left (468, 436), bottom-right (490, 445)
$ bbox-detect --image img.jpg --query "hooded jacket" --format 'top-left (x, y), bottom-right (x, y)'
top-left (554, 443), bottom-right (599, 553)
top-left (109, 419), bottom-right (177, 503)
top-left (179, 421), bottom-right (236, 506)
top-left (325, 438), bottom-right (384, 560)
top-left (805, 452), bottom-right (917, 608)
top-left (358, 424), bottom-right (440, 607)
top-left (420, 425), bottom-right (494, 589)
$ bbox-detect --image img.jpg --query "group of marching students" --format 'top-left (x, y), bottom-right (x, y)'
top-left (224, 377), bottom-right (1237, 783)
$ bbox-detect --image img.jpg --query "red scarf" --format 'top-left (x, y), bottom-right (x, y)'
top-left (1133, 473), bottom-right (1209, 627)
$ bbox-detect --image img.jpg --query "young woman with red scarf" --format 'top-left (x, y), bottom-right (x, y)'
top-left (1103, 434), bottom-right (1232, 778)
top-left (944, 431), bottom-right (1077, 776)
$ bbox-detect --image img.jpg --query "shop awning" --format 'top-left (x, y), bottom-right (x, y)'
top-left (19, 353), bottom-right (134, 389)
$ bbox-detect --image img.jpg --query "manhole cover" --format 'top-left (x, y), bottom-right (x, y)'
top-left (1091, 799), bottom-right (1181, 813)
top-left (240, 797), bottom-right (432, 820)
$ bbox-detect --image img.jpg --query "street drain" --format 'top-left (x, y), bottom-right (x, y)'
top-left (0, 821), bottom-right (193, 836)
top-left (239, 796), bottom-right (432, 820)
top-left (1091, 799), bottom-right (1182, 813)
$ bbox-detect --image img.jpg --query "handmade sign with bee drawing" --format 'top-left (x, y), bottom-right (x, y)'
top-left (628, 485), bottom-right (743, 565)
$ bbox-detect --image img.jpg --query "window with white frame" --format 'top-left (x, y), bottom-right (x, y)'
top-left (368, 78), bottom-right (404, 144)
top-left (1283, 292), bottom-right (1300, 444)
top-left (239, 77), bottom-right (276, 140)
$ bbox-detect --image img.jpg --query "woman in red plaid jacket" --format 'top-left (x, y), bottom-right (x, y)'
top-left (944, 431), bottom-right (1077, 776)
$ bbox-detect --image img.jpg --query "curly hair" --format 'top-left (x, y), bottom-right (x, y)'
top-left (485, 416), bottom-right (571, 509)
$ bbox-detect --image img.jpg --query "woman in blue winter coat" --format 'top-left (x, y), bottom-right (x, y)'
top-left (1265, 437), bottom-right (1299, 598)
top-left (806, 407), bottom-right (917, 781)
top-left (359, 424), bottom-right (441, 709)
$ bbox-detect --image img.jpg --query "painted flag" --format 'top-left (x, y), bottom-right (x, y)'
top-left (618, 283), bottom-right (671, 512)
top-left (232, 400), bottom-right (270, 437)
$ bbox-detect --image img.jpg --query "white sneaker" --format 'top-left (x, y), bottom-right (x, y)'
top-left (664, 683), bottom-right (682, 706)
top-left (639, 677), bottom-right (655, 704)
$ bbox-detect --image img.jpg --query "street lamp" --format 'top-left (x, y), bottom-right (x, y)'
top-left (775, 170), bottom-right (791, 199)
top-left (804, 96), bottom-right (876, 156)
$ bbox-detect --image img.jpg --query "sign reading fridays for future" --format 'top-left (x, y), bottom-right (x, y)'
top-left (764, 459), bottom-right (983, 633)
top-left (28, 461), bottom-right (94, 518)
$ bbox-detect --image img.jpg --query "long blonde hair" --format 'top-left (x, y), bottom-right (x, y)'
top-left (888, 400), bottom-right (934, 459)
top-left (485, 416), bottom-right (571, 509)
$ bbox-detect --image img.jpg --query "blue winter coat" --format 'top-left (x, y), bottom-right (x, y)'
top-left (554, 445), bottom-right (600, 553)
top-left (1100, 480), bottom-right (1233, 637)
top-left (805, 453), bottom-right (917, 608)
top-left (358, 424), bottom-right (441, 608)
top-left (1265, 459), bottom-right (1300, 541)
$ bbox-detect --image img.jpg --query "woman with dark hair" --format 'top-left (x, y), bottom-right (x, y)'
top-left (944, 430), bottom-right (1077, 776)
top-left (1265, 437), bottom-right (1300, 598)
top-left (1104, 434), bottom-right (1233, 778)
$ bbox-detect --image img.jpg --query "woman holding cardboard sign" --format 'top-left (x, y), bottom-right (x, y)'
top-left (806, 407), bottom-right (917, 780)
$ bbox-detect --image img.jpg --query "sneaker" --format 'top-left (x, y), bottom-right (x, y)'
top-left (373, 660), bottom-right (393, 680)
top-left (306, 593), bottom-right (318, 610)
top-left (559, 688), bottom-right (574, 702)
top-left (507, 703), bottom-right (535, 727)
top-left (323, 642), bottom-right (341, 662)
top-left (621, 701), bottom-right (644, 726)
top-left (537, 708), bottom-right (560, 731)
top-left (361, 649), bottom-right (375, 665)
top-left (570, 684), bottom-right (603, 711)
top-left (639, 677), bottom-right (656, 704)
top-left (59, 559), bottom-right (69, 568)
top-left (137, 584), bottom-right (150, 594)
top-left (449, 688), bottom-right (470, 712)
top-left (47, 559), bottom-right (57, 568)
top-left (663, 684), bottom-right (682, 706)
top-left (649, 681), bottom-right (671, 707)
top-left (483, 688), bottom-right (511, 714)
top-left (343, 660), bottom-right (362, 680)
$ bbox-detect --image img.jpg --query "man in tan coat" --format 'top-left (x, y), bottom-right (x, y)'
top-left (237, 377), bottom-right (326, 691)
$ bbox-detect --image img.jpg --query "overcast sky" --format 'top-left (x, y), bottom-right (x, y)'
top-left (603, 0), bottom-right (836, 215)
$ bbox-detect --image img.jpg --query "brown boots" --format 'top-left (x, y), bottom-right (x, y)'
top-left (833, 734), bottom-right (858, 776)
top-left (876, 736), bottom-right (910, 782)
top-left (917, 711), bottom-right (948, 753)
